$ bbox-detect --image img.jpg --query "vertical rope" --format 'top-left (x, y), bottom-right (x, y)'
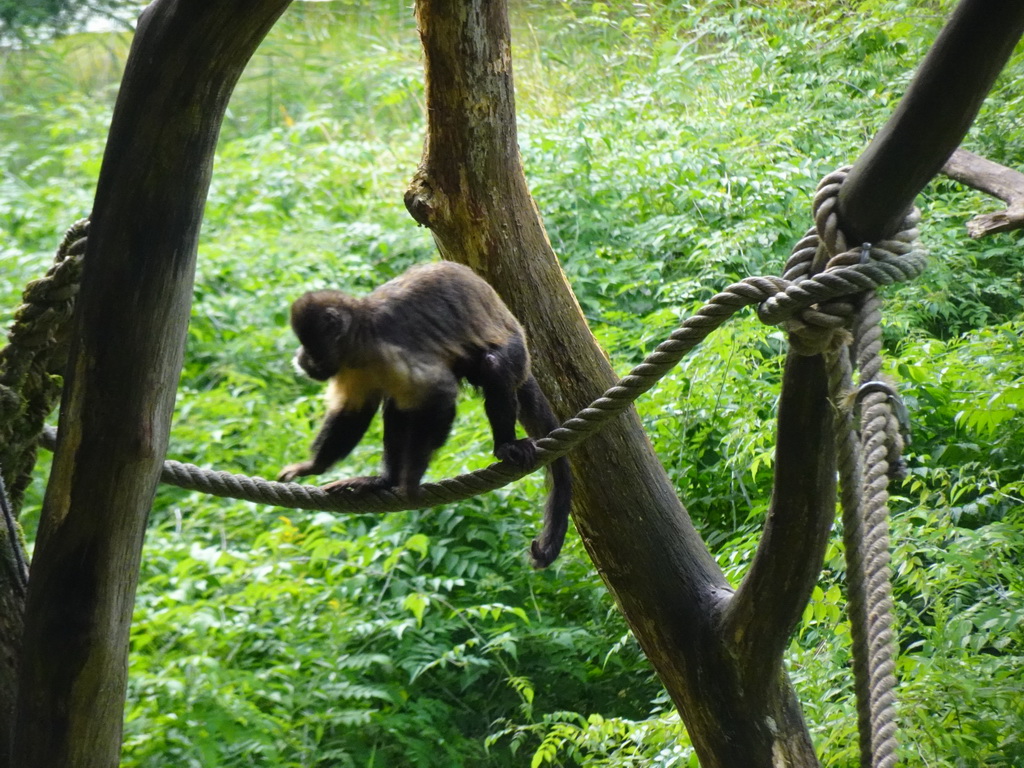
top-left (785, 169), bottom-right (912, 768)
top-left (828, 346), bottom-right (877, 761)
top-left (848, 292), bottom-right (900, 768)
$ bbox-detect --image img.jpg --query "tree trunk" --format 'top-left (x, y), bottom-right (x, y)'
top-left (406, 1), bottom-right (826, 764)
top-left (10, 2), bottom-right (291, 766)
top-left (405, 0), bottom-right (1024, 765)
top-left (0, 560), bottom-right (23, 764)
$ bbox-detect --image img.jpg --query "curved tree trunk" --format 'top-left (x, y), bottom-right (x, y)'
top-left (10, 2), bottom-right (291, 766)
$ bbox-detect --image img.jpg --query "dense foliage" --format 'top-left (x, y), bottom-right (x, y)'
top-left (2, 1), bottom-right (1022, 765)
top-left (0, 0), bottom-right (134, 42)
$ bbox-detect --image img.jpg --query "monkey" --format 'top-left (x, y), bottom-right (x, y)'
top-left (277, 261), bottom-right (572, 568)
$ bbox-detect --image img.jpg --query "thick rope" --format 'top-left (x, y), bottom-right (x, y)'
top-left (38, 238), bottom-right (925, 514)
top-left (829, 318), bottom-right (902, 768)
top-left (783, 167), bottom-right (908, 768)
top-left (847, 293), bottom-right (901, 768)
top-left (0, 219), bottom-right (89, 514)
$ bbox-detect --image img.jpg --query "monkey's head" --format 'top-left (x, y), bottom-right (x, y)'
top-left (289, 290), bottom-right (358, 381)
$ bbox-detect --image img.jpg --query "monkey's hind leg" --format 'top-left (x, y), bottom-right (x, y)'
top-left (381, 395), bottom-right (457, 497)
top-left (477, 341), bottom-right (536, 467)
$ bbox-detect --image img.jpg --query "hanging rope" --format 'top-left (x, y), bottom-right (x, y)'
top-left (843, 298), bottom-right (903, 768)
top-left (0, 219), bottom-right (89, 514)
top-left (780, 167), bottom-right (911, 768)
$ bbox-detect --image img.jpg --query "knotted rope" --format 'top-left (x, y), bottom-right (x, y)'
top-left (780, 167), bottom-right (912, 768)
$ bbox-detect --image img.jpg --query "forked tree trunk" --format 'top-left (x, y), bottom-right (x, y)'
top-left (405, 0), bottom-right (1024, 765)
top-left (406, 0), bottom-right (826, 764)
top-left (8, 2), bottom-right (291, 766)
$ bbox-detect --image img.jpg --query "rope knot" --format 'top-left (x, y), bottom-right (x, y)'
top-left (757, 168), bottom-right (926, 355)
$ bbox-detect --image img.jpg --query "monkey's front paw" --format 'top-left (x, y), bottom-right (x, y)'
top-left (322, 475), bottom-right (391, 493)
top-left (495, 438), bottom-right (537, 468)
top-left (277, 462), bottom-right (314, 483)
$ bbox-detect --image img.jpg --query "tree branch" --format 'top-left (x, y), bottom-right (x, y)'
top-left (728, 0), bottom-right (1024, 670)
top-left (12, 1), bottom-right (291, 765)
top-left (722, 353), bottom-right (836, 673)
top-left (941, 147), bottom-right (1024, 237)
top-left (838, 0), bottom-right (1024, 243)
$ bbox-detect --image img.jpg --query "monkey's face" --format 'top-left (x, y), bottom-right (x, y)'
top-left (289, 290), bottom-right (353, 381)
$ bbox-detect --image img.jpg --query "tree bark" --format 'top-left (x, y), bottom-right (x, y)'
top-left (0, 520), bottom-right (24, 765)
top-left (722, 353), bottom-right (835, 676)
top-left (10, 2), bottom-right (291, 766)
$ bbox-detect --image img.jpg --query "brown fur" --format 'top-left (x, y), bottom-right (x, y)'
top-left (279, 261), bottom-right (573, 568)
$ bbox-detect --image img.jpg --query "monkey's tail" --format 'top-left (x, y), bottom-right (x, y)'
top-left (531, 455), bottom-right (572, 568)
top-left (517, 376), bottom-right (573, 569)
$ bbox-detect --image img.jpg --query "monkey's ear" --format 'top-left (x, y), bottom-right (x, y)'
top-left (324, 306), bottom-right (349, 335)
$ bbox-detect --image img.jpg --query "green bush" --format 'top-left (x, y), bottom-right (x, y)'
top-left (2, 1), bottom-right (1022, 765)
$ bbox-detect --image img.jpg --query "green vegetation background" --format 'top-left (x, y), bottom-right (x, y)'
top-left (2, 1), bottom-right (1023, 765)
